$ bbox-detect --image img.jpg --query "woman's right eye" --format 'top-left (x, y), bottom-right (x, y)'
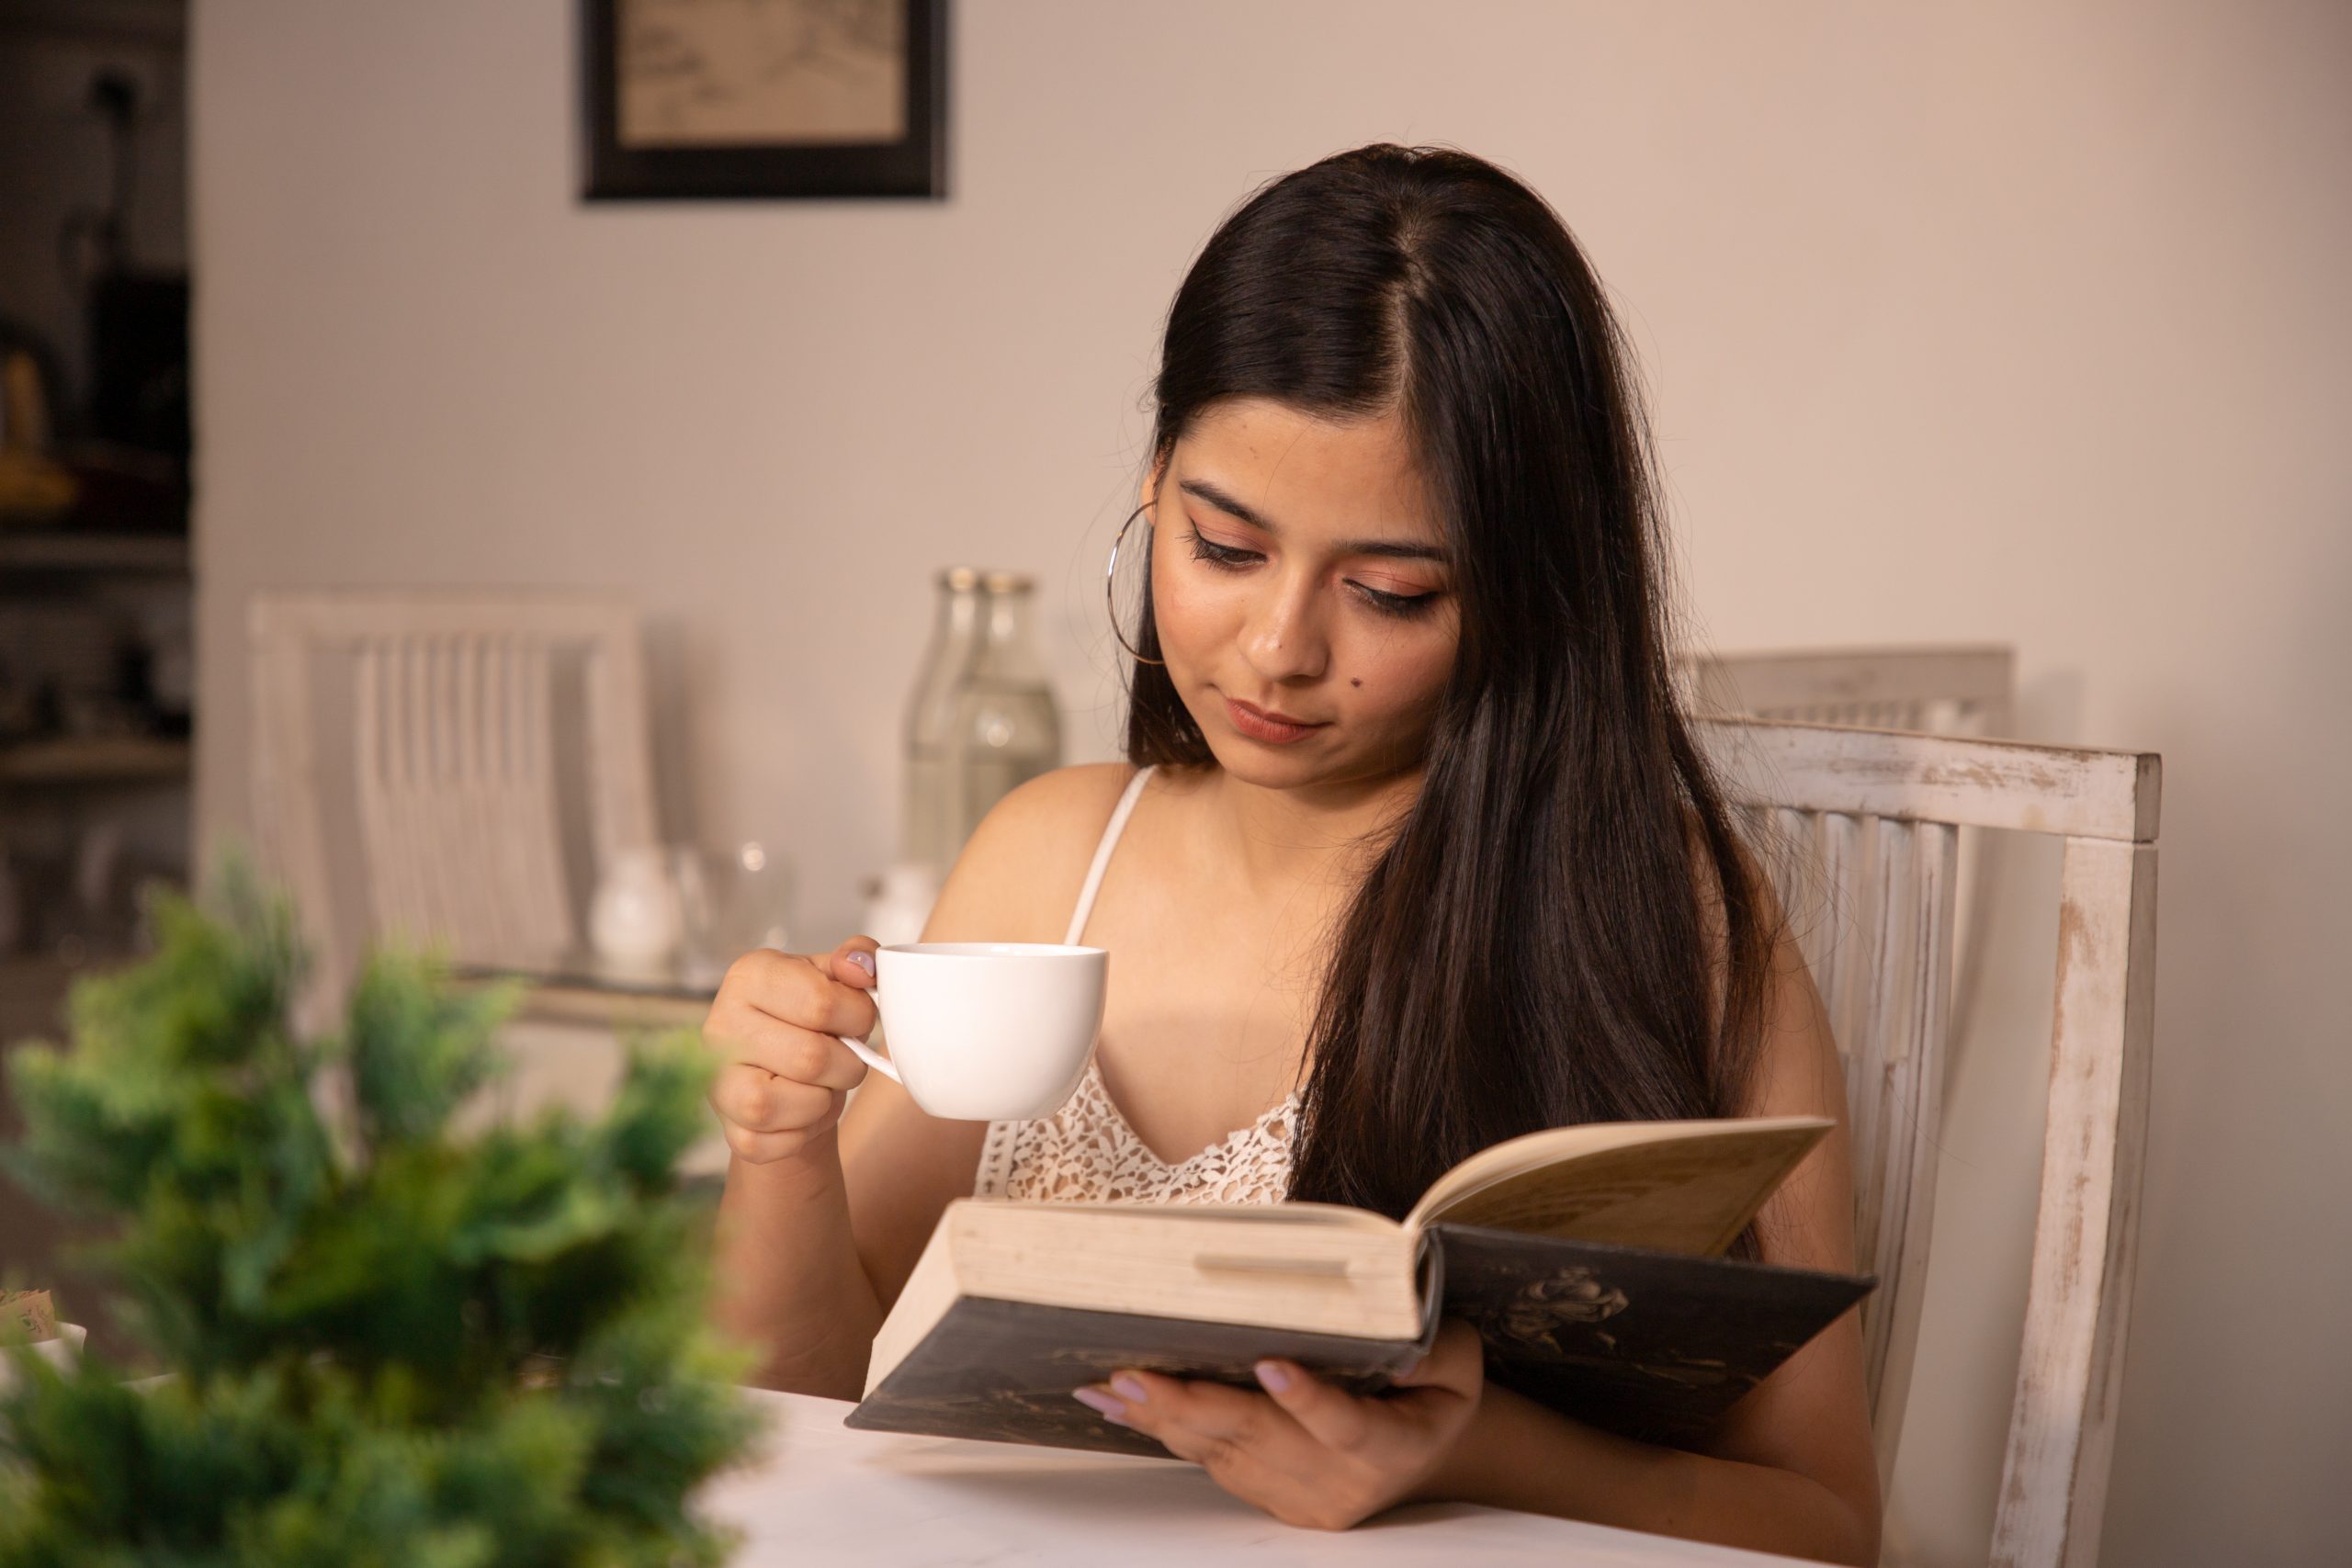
top-left (1185, 526), bottom-right (1260, 569)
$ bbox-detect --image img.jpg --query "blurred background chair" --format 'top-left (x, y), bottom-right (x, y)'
top-left (1697, 716), bottom-right (2157, 1568)
top-left (1678, 644), bottom-right (2014, 736)
top-left (1680, 644), bottom-right (2016, 1061)
top-left (247, 588), bottom-right (659, 1022)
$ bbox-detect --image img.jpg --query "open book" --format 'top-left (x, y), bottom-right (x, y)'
top-left (849, 1115), bottom-right (1873, 1456)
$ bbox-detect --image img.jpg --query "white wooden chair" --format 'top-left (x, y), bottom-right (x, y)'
top-left (1695, 717), bottom-right (2157, 1568)
top-left (247, 592), bottom-right (661, 1015)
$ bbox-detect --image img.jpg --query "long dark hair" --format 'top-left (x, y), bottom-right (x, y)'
top-left (1122, 144), bottom-right (1778, 1222)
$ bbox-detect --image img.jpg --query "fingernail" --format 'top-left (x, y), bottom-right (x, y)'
top-left (1111, 1373), bottom-right (1148, 1404)
top-left (1253, 1359), bottom-right (1292, 1393)
top-left (847, 951), bottom-right (876, 978)
top-left (1072, 1386), bottom-right (1130, 1425)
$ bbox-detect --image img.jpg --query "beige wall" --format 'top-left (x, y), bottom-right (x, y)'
top-left (190, 3), bottom-right (2351, 1563)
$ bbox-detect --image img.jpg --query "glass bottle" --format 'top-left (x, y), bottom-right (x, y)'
top-left (901, 567), bottom-right (989, 875)
top-left (944, 571), bottom-right (1062, 854)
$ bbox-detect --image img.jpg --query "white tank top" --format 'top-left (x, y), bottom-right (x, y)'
top-left (970, 764), bottom-right (1303, 1204)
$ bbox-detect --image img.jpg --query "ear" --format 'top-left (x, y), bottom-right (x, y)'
top-left (1138, 451), bottom-right (1168, 521)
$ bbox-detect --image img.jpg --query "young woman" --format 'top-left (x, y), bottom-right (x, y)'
top-left (706, 143), bottom-right (1879, 1564)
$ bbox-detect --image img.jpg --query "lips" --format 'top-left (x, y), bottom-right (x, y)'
top-left (1223, 696), bottom-right (1329, 744)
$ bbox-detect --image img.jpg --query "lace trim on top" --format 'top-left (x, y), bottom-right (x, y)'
top-left (975, 1056), bottom-right (1301, 1205)
top-left (972, 764), bottom-right (1303, 1206)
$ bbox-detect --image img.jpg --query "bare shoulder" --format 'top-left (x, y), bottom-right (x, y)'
top-left (923, 761), bottom-right (1139, 943)
top-left (962, 761), bottom-right (1137, 874)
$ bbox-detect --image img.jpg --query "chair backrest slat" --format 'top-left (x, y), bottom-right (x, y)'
top-left (1719, 720), bottom-right (2156, 840)
top-left (351, 632), bottom-right (571, 962)
top-left (1993, 835), bottom-right (2156, 1568)
top-left (1862, 817), bottom-right (1955, 1481)
top-left (1747, 804), bottom-right (1957, 1483)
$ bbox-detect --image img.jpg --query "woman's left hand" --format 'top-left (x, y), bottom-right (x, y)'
top-left (1074, 1317), bottom-right (1486, 1530)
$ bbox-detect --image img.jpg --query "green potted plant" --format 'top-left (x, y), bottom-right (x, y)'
top-left (0, 876), bottom-right (756, 1566)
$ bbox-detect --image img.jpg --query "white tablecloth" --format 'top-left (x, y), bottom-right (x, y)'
top-left (702, 1391), bottom-right (1805, 1565)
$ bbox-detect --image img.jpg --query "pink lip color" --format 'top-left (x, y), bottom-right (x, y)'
top-left (1225, 697), bottom-right (1327, 744)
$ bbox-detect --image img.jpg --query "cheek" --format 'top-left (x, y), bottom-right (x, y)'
top-left (1149, 558), bottom-right (1238, 661)
top-left (1340, 628), bottom-right (1456, 723)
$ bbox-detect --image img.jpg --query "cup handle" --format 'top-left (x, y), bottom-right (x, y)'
top-left (834, 981), bottom-right (900, 1085)
top-left (836, 1032), bottom-right (900, 1085)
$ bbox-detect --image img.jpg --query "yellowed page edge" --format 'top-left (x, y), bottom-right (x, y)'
top-left (1403, 1114), bottom-right (1833, 1234)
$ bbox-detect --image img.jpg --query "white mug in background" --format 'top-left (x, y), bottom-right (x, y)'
top-left (835, 942), bottom-right (1106, 1122)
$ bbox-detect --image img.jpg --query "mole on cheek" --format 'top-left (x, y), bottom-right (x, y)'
top-left (1351, 678), bottom-right (1363, 688)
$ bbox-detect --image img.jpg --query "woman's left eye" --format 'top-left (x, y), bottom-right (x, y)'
top-left (1351, 582), bottom-right (1438, 617)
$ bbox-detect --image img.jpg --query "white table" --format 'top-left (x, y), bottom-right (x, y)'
top-left (703, 1392), bottom-right (1804, 1565)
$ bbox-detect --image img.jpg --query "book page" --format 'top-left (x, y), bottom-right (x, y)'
top-left (1406, 1117), bottom-right (1829, 1256)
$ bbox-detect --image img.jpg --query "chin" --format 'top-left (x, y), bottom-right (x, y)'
top-left (1203, 739), bottom-right (1320, 786)
top-left (1192, 711), bottom-right (1360, 788)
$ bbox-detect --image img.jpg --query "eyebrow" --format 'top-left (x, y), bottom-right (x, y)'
top-left (1178, 478), bottom-right (1449, 563)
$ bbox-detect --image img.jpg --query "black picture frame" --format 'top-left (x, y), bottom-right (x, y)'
top-left (582, 0), bottom-right (946, 201)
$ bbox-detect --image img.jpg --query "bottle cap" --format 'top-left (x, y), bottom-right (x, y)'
top-left (981, 570), bottom-right (1035, 594)
top-left (937, 566), bottom-right (984, 592)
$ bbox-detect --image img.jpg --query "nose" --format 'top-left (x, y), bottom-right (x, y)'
top-left (1237, 568), bottom-right (1330, 684)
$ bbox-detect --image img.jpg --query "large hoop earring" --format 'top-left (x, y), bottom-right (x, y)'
top-left (1105, 509), bottom-right (1167, 667)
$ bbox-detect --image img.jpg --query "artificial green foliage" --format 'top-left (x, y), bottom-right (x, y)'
top-left (0, 876), bottom-right (758, 1567)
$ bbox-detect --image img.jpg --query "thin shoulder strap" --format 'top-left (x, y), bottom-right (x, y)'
top-left (1063, 765), bottom-right (1154, 946)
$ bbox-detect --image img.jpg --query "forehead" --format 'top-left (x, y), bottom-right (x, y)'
top-left (1172, 398), bottom-right (1437, 540)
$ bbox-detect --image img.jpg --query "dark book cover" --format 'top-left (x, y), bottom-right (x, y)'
top-left (849, 1224), bottom-right (1872, 1457)
top-left (1429, 1223), bottom-right (1874, 1445)
top-left (847, 1295), bottom-right (1434, 1458)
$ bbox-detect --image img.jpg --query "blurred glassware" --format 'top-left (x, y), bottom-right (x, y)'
top-left (713, 839), bottom-right (793, 958)
top-left (943, 570), bottom-right (1061, 853)
top-left (900, 567), bottom-right (988, 877)
top-left (671, 844), bottom-right (720, 985)
top-left (588, 846), bottom-right (682, 974)
top-left (860, 862), bottom-right (939, 950)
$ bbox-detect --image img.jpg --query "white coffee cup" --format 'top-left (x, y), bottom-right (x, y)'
top-left (834, 942), bottom-right (1106, 1121)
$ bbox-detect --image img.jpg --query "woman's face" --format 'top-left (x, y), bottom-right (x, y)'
top-left (1142, 397), bottom-right (1459, 790)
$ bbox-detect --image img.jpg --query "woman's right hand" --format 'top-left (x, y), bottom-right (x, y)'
top-left (704, 938), bottom-right (884, 1165)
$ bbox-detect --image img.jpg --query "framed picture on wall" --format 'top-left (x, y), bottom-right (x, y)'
top-left (582, 0), bottom-right (946, 199)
